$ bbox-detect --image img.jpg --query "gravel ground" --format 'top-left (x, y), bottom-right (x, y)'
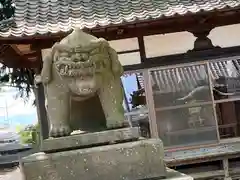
top-left (0, 165), bottom-right (23, 180)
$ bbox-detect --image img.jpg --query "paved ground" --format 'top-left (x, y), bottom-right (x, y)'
top-left (0, 166), bottom-right (22, 180)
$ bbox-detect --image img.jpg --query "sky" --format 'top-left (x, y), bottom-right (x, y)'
top-left (0, 86), bottom-right (38, 130)
top-left (0, 74), bottom-right (138, 131)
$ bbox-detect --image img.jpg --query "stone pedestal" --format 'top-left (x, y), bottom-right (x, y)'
top-left (41, 127), bottom-right (140, 152)
top-left (20, 128), bottom-right (168, 180)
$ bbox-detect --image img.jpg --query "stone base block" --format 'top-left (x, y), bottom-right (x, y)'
top-left (21, 139), bottom-right (166, 180)
top-left (41, 127), bottom-right (140, 152)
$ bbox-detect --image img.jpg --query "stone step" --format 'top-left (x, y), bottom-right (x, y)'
top-left (41, 127), bottom-right (140, 153)
top-left (21, 139), bottom-right (166, 180)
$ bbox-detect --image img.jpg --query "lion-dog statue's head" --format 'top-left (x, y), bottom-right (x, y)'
top-left (41, 29), bottom-right (123, 98)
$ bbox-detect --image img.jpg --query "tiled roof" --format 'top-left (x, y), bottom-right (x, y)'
top-left (1, 0), bottom-right (240, 37)
top-left (136, 58), bottom-right (240, 93)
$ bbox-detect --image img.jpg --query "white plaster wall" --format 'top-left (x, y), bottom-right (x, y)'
top-left (144, 32), bottom-right (196, 58)
top-left (209, 23), bottom-right (240, 48)
top-left (118, 52), bottom-right (141, 66)
top-left (143, 23), bottom-right (240, 58)
top-left (41, 23), bottom-right (240, 66)
top-left (109, 38), bottom-right (141, 66)
top-left (109, 38), bottom-right (139, 52)
top-left (111, 23), bottom-right (240, 65)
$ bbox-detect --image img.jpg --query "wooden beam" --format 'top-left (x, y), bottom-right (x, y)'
top-left (30, 40), bottom-right (58, 51)
top-left (1, 58), bottom-right (39, 68)
top-left (5, 43), bottom-right (240, 70)
top-left (23, 51), bottom-right (38, 58)
top-left (2, 8), bottom-right (240, 68)
top-left (123, 46), bottom-right (240, 71)
top-left (138, 36), bottom-right (146, 63)
top-left (0, 44), bottom-right (40, 68)
top-left (10, 44), bottom-right (24, 56)
top-left (9, 44), bottom-right (34, 64)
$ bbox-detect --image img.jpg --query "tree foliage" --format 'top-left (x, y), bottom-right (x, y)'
top-left (130, 88), bottom-right (146, 108)
top-left (0, 65), bottom-right (35, 102)
top-left (16, 124), bottom-right (40, 145)
top-left (0, 0), bottom-right (15, 30)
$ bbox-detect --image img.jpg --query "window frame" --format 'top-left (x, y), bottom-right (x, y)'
top-left (121, 55), bottom-right (240, 149)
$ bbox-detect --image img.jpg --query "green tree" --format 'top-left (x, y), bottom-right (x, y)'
top-left (0, 1), bottom-right (32, 100)
top-left (0, 0), bottom-right (15, 30)
top-left (0, 65), bottom-right (35, 103)
top-left (16, 124), bottom-right (40, 144)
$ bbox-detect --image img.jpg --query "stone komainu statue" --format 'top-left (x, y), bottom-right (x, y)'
top-left (40, 29), bottom-right (125, 137)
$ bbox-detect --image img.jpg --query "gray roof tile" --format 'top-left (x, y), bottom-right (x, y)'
top-left (1, 0), bottom-right (240, 37)
top-left (136, 59), bottom-right (240, 93)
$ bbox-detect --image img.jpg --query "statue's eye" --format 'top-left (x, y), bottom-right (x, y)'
top-left (82, 53), bottom-right (89, 60)
top-left (89, 48), bottom-right (99, 55)
top-left (75, 53), bottom-right (81, 58)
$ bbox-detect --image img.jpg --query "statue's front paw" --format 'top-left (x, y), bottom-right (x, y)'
top-left (50, 125), bottom-right (72, 137)
top-left (34, 75), bottom-right (42, 85)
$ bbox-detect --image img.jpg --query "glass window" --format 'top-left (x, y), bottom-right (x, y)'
top-left (149, 63), bottom-right (219, 147)
top-left (209, 58), bottom-right (240, 139)
top-left (121, 71), bottom-right (150, 138)
top-left (210, 59), bottom-right (240, 101)
top-left (150, 64), bottom-right (211, 108)
top-left (156, 105), bottom-right (218, 147)
top-left (136, 56), bottom-right (240, 148)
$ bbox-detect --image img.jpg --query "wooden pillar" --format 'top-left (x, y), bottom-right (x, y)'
top-left (143, 70), bottom-right (159, 138)
top-left (34, 51), bottom-right (49, 140)
top-left (138, 36), bottom-right (146, 63)
top-left (137, 36), bottom-right (159, 137)
top-left (223, 158), bottom-right (232, 180)
top-left (34, 82), bottom-right (49, 140)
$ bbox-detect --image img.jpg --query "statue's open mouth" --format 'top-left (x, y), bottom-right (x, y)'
top-left (55, 61), bottom-right (100, 77)
top-left (78, 88), bottom-right (93, 93)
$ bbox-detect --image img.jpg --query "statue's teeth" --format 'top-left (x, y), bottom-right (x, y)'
top-left (93, 62), bottom-right (97, 68)
top-left (56, 64), bottom-right (61, 70)
top-left (65, 65), bottom-right (68, 72)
